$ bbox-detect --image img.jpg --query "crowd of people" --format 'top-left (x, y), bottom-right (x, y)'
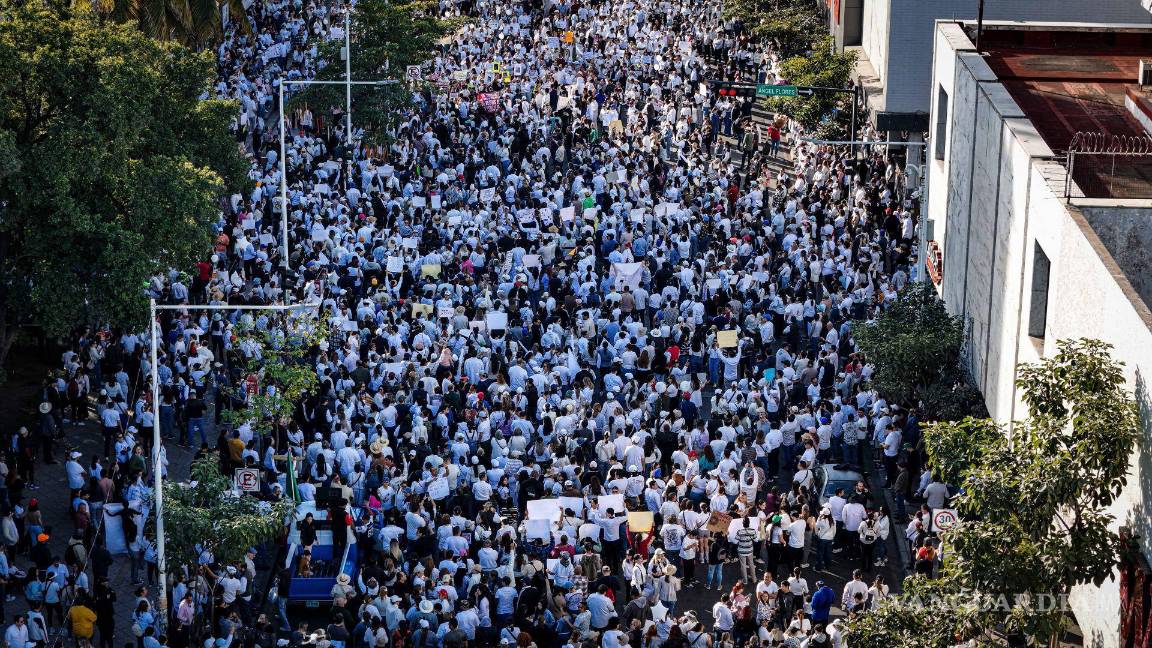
top-left (7, 0), bottom-right (941, 646)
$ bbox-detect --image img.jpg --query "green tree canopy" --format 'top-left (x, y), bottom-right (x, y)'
top-left (291, 0), bottom-right (462, 145)
top-left (848, 339), bottom-right (1141, 646)
top-left (0, 1), bottom-right (246, 370)
top-left (223, 311), bottom-right (326, 436)
top-left (82, 0), bottom-right (251, 47)
top-left (163, 458), bottom-right (296, 567)
top-left (769, 35), bottom-right (857, 134)
top-left (852, 282), bottom-right (984, 418)
top-left (723, 0), bottom-right (826, 59)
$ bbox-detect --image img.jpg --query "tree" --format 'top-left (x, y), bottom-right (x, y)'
top-left (852, 282), bottom-right (966, 410)
top-left (291, 0), bottom-right (462, 145)
top-left (223, 311), bottom-right (327, 436)
top-left (769, 35), bottom-right (857, 133)
top-left (0, 2), bottom-right (246, 373)
top-left (847, 339), bottom-right (1142, 646)
top-left (84, 0), bottom-right (250, 47)
top-left (163, 457), bottom-right (295, 568)
top-left (723, 0), bottom-right (825, 59)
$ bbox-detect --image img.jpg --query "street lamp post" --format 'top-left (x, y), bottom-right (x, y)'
top-left (148, 301), bottom-right (321, 630)
top-left (276, 78), bottom-right (398, 292)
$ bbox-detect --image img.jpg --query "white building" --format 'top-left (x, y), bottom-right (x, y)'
top-left (826, 0), bottom-right (1152, 134)
top-left (926, 19), bottom-right (1152, 646)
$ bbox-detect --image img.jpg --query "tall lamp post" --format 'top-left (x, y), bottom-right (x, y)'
top-left (148, 300), bottom-right (321, 629)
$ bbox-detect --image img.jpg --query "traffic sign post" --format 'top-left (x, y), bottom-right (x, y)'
top-left (235, 468), bottom-right (261, 492)
top-left (931, 508), bottom-right (959, 532)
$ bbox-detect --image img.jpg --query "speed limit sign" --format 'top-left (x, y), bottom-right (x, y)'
top-left (931, 508), bottom-right (959, 532)
top-left (235, 468), bottom-right (261, 492)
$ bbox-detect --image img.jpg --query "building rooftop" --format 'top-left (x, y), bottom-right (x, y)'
top-left (975, 26), bottom-right (1152, 198)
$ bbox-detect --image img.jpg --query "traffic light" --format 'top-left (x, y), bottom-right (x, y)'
top-left (712, 82), bottom-right (756, 98)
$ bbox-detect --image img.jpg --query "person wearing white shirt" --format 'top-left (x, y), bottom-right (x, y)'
top-left (712, 596), bottom-right (735, 633)
top-left (841, 570), bottom-right (869, 610)
top-left (5, 616), bottom-right (29, 648)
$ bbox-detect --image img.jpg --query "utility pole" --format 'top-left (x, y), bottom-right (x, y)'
top-left (976, 0), bottom-right (985, 51)
top-left (148, 300), bottom-right (323, 630)
top-left (277, 78), bottom-right (398, 292)
top-left (278, 81), bottom-right (289, 274)
top-left (149, 299), bottom-right (166, 630)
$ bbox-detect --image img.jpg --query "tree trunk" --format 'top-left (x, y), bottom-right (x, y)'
top-left (0, 318), bottom-right (18, 382)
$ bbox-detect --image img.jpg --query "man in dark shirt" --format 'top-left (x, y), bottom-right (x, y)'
top-left (442, 619), bottom-right (467, 648)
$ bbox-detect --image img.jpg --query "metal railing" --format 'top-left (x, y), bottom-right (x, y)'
top-left (1065, 131), bottom-right (1152, 199)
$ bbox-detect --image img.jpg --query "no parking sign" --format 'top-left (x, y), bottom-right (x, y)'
top-left (235, 468), bottom-right (261, 492)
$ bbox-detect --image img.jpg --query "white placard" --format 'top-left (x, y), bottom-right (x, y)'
top-left (387, 256), bottom-right (405, 273)
top-left (437, 306), bottom-right (455, 319)
top-left (578, 523), bottom-right (601, 541)
top-left (610, 262), bottom-right (645, 291)
top-left (526, 518), bottom-right (552, 541)
top-left (598, 494), bottom-right (625, 514)
top-left (485, 311), bottom-right (508, 331)
top-left (560, 206), bottom-right (575, 222)
top-left (523, 254), bottom-right (541, 268)
top-left (410, 196), bottom-right (427, 208)
top-left (559, 496), bottom-right (585, 516)
top-left (479, 187), bottom-right (496, 203)
top-left (527, 498), bottom-right (562, 521)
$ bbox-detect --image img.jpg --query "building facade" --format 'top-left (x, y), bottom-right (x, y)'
top-left (926, 20), bottom-right (1152, 646)
top-left (826, 0), bottom-right (1152, 133)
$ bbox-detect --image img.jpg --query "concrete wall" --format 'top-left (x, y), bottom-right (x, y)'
top-left (928, 21), bottom-right (1152, 648)
top-left (860, 0), bottom-right (891, 102)
top-left (862, 0), bottom-right (1152, 116)
top-left (1082, 205), bottom-right (1152, 307)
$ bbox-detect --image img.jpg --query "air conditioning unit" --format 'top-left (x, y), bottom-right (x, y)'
top-left (1139, 60), bottom-right (1152, 86)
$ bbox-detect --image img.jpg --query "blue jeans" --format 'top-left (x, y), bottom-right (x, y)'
top-left (160, 406), bottom-right (175, 439)
top-left (277, 597), bottom-right (291, 630)
top-left (186, 417), bottom-right (206, 446)
top-left (706, 563), bottom-right (723, 589)
top-left (814, 538), bottom-right (833, 571)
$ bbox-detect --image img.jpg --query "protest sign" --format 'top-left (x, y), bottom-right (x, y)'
top-left (627, 512), bottom-right (655, 533)
top-left (717, 330), bottom-right (738, 348)
top-left (706, 511), bottom-right (732, 533)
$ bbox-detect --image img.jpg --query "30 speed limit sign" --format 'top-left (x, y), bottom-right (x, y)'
top-left (931, 508), bottom-right (959, 532)
top-left (235, 468), bottom-right (261, 492)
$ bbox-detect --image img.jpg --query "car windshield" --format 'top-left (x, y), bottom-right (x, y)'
top-left (823, 479), bottom-right (859, 498)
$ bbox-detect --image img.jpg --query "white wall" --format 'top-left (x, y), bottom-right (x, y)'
top-left (928, 21), bottom-right (1152, 648)
top-left (860, 0), bottom-right (891, 100)
top-left (870, 0), bottom-right (1152, 116)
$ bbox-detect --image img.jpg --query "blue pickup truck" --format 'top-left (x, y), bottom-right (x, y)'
top-left (282, 501), bottom-right (359, 608)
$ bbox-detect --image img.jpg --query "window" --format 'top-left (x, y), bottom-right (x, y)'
top-left (934, 86), bottom-right (949, 161)
top-left (1028, 243), bottom-right (1051, 339)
